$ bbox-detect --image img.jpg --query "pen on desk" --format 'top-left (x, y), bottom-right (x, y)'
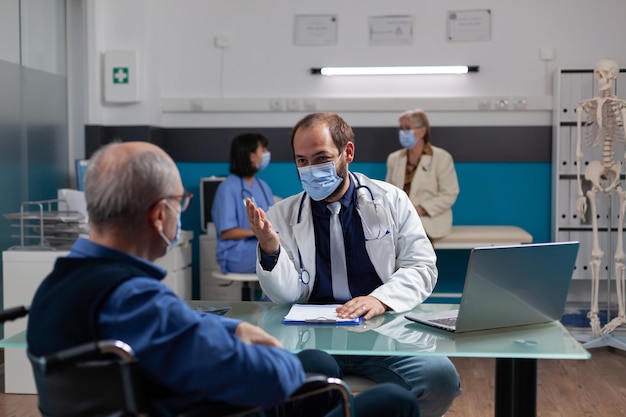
top-left (304, 318), bottom-right (338, 323)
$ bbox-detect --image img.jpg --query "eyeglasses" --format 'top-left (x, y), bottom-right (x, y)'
top-left (158, 191), bottom-right (194, 213)
top-left (399, 125), bottom-right (424, 131)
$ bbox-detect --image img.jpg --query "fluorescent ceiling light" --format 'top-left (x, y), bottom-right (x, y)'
top-left (311, 65), bottom-right (479, 76)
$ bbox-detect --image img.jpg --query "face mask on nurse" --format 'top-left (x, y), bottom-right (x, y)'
top-left (256, 151), bottom-right (271, 171)
top-left (297, 154), bottom-right (344, 201)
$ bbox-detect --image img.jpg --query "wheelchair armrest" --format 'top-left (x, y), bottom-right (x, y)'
top-left (291, 373), bottom-right (336, 395)
top-left (0, 305), bottom-right (29, 324)
top-left (30, 340), bottom-right (135, 373)
top-left (290, 373), bottom-right (353, 407)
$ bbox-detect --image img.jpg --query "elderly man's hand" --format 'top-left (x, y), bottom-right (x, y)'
top-left (235, 321), bottom-right (283, 348)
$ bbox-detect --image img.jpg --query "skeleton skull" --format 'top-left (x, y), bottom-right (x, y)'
top-left (594, 58), bottom-right (619, 91)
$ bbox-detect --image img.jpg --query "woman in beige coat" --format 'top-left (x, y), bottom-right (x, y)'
top-left (385, 109), bottom-right (459, 240)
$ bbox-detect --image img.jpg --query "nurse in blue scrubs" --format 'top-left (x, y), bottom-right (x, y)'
top-left (211, 133), bottom-right (274, 273)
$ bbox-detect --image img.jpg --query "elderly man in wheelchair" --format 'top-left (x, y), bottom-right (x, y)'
top-left (19, 141), bottom-right (420, 417)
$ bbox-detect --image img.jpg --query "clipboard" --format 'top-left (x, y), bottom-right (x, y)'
top-left (282, 304), bottom-right (363, 325)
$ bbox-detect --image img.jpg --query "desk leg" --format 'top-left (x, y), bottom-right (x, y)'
top-left (241, 282), bottom-right (251, 301)
top-left (494, 358), bottom-right (537, 417)
top-left (495, 359), bottom-right (514, 416)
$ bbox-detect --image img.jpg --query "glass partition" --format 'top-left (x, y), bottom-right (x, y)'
top-left (0, 0), bottom-right (68, 336)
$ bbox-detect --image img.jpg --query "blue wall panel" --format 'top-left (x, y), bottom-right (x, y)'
top-left (178, 160), bottom-right (552, 299)
top-left (454, 162), bottom-right (552, 242)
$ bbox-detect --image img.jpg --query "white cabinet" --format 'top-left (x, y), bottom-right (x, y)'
top-left (1, 231), bottom-right (193, 394)
top-left (154, 231), bottom-right (193, 300)
top-left (2, 250), bottom-right (67, 394)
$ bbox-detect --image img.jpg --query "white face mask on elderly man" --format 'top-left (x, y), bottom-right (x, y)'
top-left (159, 203), bottom-right (182, 251)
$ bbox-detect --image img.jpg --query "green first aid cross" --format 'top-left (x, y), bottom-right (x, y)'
top-left (113, 67), bottom-right (129, 84)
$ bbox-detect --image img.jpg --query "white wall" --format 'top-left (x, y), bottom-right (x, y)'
top-left (0, 0), bottom-right (20, 64)
top-left (20, 0), bottom-right (66, 75)
top-left (0, 0), bottom-right (66, 72)
top-left (82, 0), bottom-right (626, 128)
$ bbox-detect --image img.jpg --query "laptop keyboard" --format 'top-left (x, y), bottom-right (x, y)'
top-left (430, 317), bottom-right (457, 327)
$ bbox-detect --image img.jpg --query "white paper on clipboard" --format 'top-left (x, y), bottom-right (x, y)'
top-left (283, 304), bottom-right (362, 325)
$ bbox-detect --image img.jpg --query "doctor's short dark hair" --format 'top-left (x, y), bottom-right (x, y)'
top-left (290, 112), bottom-right (355, 154)
top-left (229, 132), bottom-right (269, 177)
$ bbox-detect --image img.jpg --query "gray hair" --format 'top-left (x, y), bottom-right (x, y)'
top-left (84, 142), bottom-right (179, 229)
top-left (399, 108), bottom-right (431, 144)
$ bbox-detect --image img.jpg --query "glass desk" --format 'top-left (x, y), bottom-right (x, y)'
top-left (188, 301), bottom-right (590, 417)
top-left (2, 301), bottom-right (590, 417)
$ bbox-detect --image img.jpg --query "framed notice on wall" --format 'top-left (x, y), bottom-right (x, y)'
top-left (294, 15), bottom-right (338, 46)
top-left (369, 15), bottom-right (413, 45)
top-left (447, 9), bottom-right (491, 42)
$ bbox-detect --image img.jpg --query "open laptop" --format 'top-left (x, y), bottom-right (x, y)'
top-left (405, 241), bottom-right (579, 333)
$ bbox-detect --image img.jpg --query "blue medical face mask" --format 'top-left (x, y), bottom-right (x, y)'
top-left (297, 154), bottom-right (344, 201)
top-left (256, 151), bottom-right (271, 171)
top-left (159, 202), bottom-right (182, 251)
top-left (399, 129), bottom-right (418, 149)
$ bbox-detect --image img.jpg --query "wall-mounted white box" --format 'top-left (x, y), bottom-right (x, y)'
top-left (103, 50), bottom-right (139, 103)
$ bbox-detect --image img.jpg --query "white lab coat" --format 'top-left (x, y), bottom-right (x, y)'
top-left (256, 172), bottom-right (437, 312)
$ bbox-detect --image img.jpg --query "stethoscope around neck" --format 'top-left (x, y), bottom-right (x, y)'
top-left (240, 177), bottom-right (272, 208)
top-left (295, 172), bottom-right (390, 285)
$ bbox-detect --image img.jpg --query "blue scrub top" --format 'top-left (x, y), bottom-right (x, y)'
top-left (211, 174), bottom-right (273, 273)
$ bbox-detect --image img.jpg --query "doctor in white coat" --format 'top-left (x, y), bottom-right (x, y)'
top-left (246, 112), bottom-right (461, 417)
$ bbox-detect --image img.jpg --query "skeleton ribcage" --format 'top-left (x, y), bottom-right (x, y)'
top-left (584, 99), bottom-right (626, 147)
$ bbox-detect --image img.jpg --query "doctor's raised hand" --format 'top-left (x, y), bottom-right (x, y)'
top-left (245, 198), bottom-right (280, 255)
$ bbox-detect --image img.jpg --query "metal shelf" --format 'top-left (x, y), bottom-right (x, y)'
top-left (3, 199), bottom-right (88, 250)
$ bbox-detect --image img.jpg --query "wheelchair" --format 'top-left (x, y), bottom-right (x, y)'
top-left (1, 306), bottom-right (353, 417)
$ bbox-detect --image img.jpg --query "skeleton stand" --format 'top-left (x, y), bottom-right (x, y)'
top-left (581, 194), bottom-right (626, 350)
top-left (576, 58), bottom-right (626, 350)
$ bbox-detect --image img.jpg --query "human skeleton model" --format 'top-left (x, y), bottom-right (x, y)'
top-left (576, 58), bottom-right (626, 337)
